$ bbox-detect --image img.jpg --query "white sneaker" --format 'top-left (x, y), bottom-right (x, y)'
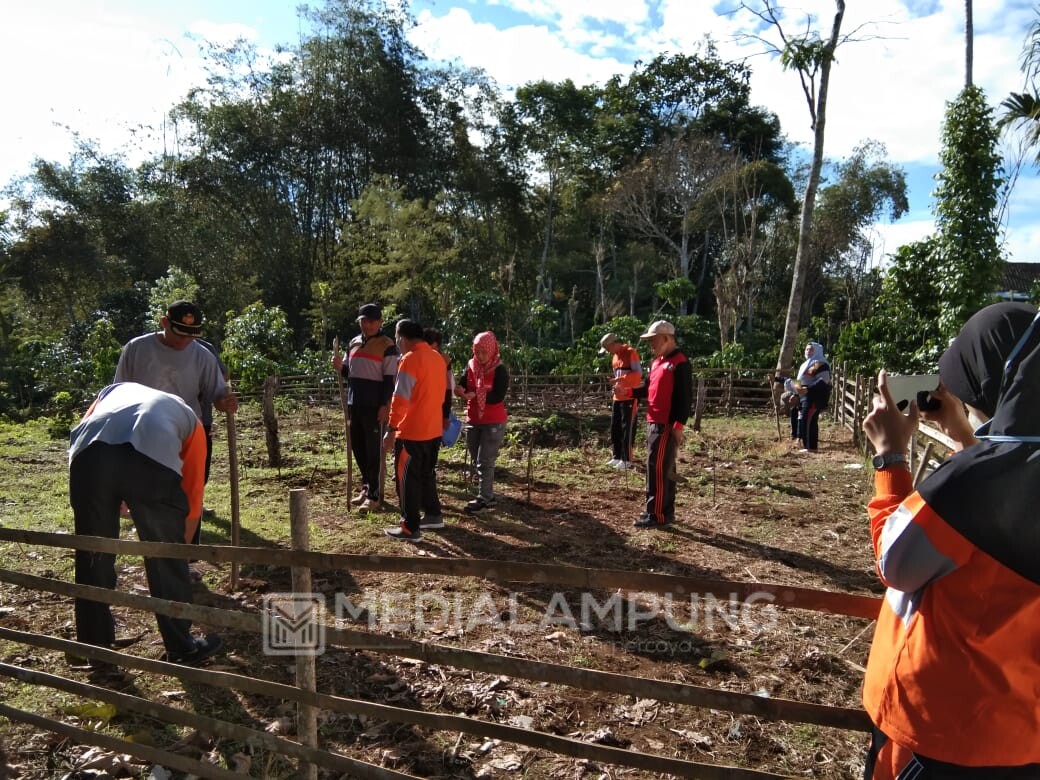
top-left (606, 458), bottom-right (620, 467)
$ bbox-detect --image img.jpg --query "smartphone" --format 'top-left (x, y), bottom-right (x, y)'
top-left (884, 373), bottom-right (941, 412)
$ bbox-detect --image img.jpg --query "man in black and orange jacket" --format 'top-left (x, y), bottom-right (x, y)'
top-left (332, 302), bottom-right (399, 513)
top-left (600, 332), bottom-right (643, 468)
top-left (382, 320), bottom-right (448, 542)
top-left (861, 302), bottom-right (1040, 778)
top-left (69, 382), bottom-right (223, 665)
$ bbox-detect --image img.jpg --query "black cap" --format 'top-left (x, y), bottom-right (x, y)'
top-left (357, 303), bottom-right (382, 321)
top-left (166, 300), bottom-right (204, 337)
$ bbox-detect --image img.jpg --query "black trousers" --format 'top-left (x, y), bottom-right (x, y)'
top-left (394, 437), bottom-right (441, 533)
top-left (349, 405), bottom-right (384, 500)
top-left (644, 423), bottom-right (679, 523)
top-left (70, 442), bottom-right (196, 655)
top-left (798, 397), bottom-right (822, 450)
top-left (610, 399), bottom-right (639, 461)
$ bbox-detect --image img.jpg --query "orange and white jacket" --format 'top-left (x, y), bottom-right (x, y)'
top-left (388, 341), bottom-right (448, 442)
top-left (610, 344), bottom-right (643, 402)
top-left (864, 465), bottom-right (1040, 767)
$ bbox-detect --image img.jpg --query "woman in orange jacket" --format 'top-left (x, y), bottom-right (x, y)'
top-left (860, 302), bottom-right (1040, 778)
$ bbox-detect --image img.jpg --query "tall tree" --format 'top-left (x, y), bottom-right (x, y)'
top-left (932, 85), bottom-right (1004, 337)
top-left (739, 0), bottom-right (847, 377)
top-left (965, 0), bottom-right (973, 88)
top-left (505, 80), bottom-right (600, 303)
top-left (607, 134), bottom-right (737, 315)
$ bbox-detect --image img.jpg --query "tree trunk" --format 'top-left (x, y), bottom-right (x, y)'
top-left (965, 0), bottom-right (973, 88)
top-left (535, 170), bottom-right (557, 304)
top-left (775, 0), bottom-right (846, 377)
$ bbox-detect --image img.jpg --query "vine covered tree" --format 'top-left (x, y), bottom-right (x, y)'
top-left (932, 85), bottom-right (1005, 338)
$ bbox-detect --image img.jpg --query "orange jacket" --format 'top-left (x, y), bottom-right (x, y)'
top-left (863, 467), bottom-right (1040, 766)
top-left (389, 341), bottom-right (447, 441)
top-left (610, 344), bottom-right (643, 401)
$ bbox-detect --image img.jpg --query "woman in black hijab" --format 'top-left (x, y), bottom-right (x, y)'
top-left (859, 302), bottom-right (1040, 779)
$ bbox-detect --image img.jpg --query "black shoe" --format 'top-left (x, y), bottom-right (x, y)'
top-left (164, 634), bottom-right (224, 666)
top-left (464, 497), bottom-right (496, 514)
top-left (633, 516), bottom-right (671, 528)
top-left (419, 515), bottom-right (445, 530)
top-left (385, 523), bottom-right (422, 542)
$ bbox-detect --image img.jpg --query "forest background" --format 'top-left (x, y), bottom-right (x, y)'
top-left (2, 0), bottom-right (1040, 422)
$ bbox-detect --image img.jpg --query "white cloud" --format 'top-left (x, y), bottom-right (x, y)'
top-left (412, 7), bottom-right (629, 90)
top-left (872, 218), bottom-right (934, 267)
top-left (1, 4), bottom-right (204, 176)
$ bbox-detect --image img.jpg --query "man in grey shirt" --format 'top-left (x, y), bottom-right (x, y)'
top-left (114, 301), bottom-right (238, 564)
top-left (114, 300), bottom-right (238, 419)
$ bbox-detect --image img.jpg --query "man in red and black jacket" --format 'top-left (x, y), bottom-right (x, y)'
top-left (622, 320), bottom-right (692, 528)
top-left (331, 303), bottom-right (399, 513)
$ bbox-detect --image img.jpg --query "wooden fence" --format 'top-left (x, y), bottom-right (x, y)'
top-left (253, 369), bottom-right (777, 418)
top-left (0, 491), bottom-right (880, 780)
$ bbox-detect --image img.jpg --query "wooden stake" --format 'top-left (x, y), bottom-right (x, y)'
top-left (227, 403), bottom-right (241, 592)
top-left (289, 489), bottom-right (318, 780)
top-left (332, 337), bottom-right (353, 508)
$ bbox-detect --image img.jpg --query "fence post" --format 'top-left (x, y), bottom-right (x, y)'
top-left (840, 362), bottom-right (848, 430)
top-left (852, 374), bottom-right (863, 450)
top-left (289, 489), bottom-right (318, 780)
top-left (692, 376), bottom-right (705, 433)
top-left (262, 376), bottom-right (282, 468)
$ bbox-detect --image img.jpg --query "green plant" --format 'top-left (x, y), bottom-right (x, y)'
top-left (222, 302), bottom-right (295, 392)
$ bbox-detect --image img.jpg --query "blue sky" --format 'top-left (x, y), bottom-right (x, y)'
top-left (3, 0), bottom-right (1038, 264)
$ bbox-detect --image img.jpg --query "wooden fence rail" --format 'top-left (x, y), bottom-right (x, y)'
top-left (0, 569), bottom-right (799, 779)
top-left (0, 528), bottom-right (882, 620)
top-left (258, 369), bottom-right (779, 417)
top-left (0, 561), bottom-right (875, 731)
top-left (0, 510), bottom-right (877, 779)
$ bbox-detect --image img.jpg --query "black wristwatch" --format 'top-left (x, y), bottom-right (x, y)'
top-left (871, 453), bottom-right (907, 470)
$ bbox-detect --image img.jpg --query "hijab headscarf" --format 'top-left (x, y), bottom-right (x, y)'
top-left (920, 302), bottom-right (1040, 585)
top-left (469, 331), bottom-right (501, 419)
top-left (796, 342), bottom-right (830, 386)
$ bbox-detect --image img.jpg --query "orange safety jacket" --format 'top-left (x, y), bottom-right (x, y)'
top-left (388, 341), bottom-right (447, 442)
top-left (863, 466), bottom-right (1040, 767)
top-left (611, 344), bottom-right (643, 401)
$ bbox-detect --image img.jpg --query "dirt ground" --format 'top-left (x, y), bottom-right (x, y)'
top-left (0, 408), bottom-right (883, 779)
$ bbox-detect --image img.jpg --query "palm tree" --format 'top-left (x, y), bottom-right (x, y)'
top-left (1000, 9), bottom-right (1040, 158)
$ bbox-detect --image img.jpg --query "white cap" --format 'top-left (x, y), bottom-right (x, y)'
top-left (598, 333), bottom-right (619, 354)
top-left (640, 320), bottom-right (675, 339)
